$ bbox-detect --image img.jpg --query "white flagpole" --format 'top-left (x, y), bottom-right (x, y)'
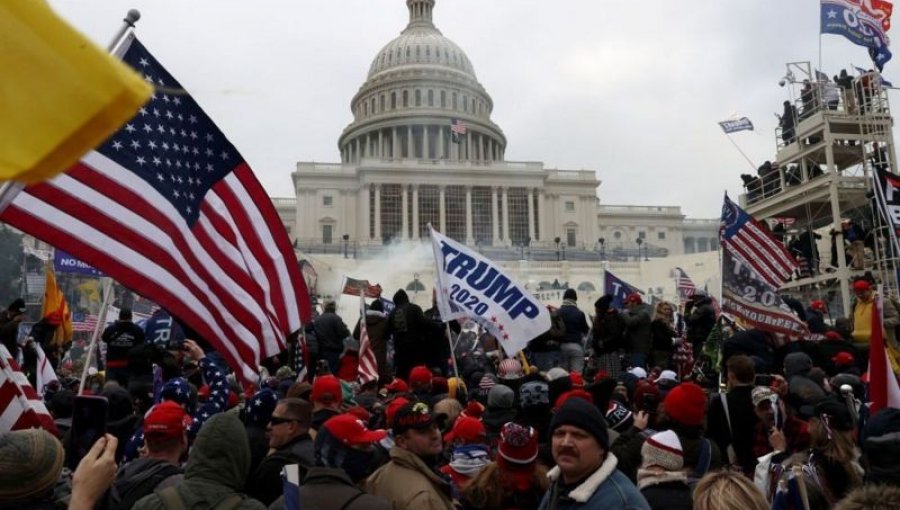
top-left (723, 133), bottom-right (758, 171)
top-left (446, 322), bottom-right (461, 382)
top-left (78, 277), bottom-right (113, 395)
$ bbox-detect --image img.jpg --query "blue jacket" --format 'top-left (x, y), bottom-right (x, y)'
top-left (558, 302), bottom-right (589, 345)
top-left (539, 454), bottom-right (650, 510)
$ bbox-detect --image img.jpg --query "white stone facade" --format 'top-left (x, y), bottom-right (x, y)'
top-left (283, 0), bottom-right (717, 258)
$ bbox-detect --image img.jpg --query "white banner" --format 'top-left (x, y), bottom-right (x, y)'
top-left (430, 226), bottom-right (550, 357)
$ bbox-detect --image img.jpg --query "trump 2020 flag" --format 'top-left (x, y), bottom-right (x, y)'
top-left (430, 225), bottom-right (550, 357)
top-left (0, 33), bottom-right (311, 381)
top-left (718, 117), bottom-right (754, 134)
top-left (821, 0), bottom-right (893, 70)
top-left (604, 270), bottom-right (642, 309)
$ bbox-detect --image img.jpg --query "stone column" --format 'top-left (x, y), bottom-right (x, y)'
top-left (374, 184), bottom-right (382, 242)
top-left (354, 138), bottom-right (360, 163)
top-left (438, 125), bottom-right (445, 159)
top-left (411, 185), bottom-right (420, 239)
top-left (364, 133), bottom-right (370, 159)
top-left (466, 130), bottom-right (472, 161)
top-left (392, 127), bottom-right (399, 159)
top-left (491, 186), bottom-right (500, 245)
top-left (378, 130), bottom-right (384, 159)
top-left (477, 134), bottom-right (483, 162)
top-left (501, 187), bottom-right (510, 245)
top-left (423, 126), bottom-right (430, 159)
top-left (439, 185), bottom-right (447, 233)
top-left (407, 125), bottom-right (414, 159)
top-left (465, 186), bottom-right (473, 244)
top-left (487, 138), bottom-right (493, 162)
top-left (401, 184), bottom-right (409, 240)
top-left (527, 187), bottom-right (536, 242)
top-left (536, 189), bottom-right (544, 241)
top-left (360, 185), bottom-right (370, 241)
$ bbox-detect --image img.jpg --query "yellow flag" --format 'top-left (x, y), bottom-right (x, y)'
top-left (0, 0), bottom-right (153, 183)
top-left (41, 264), bottom-right (73, 348)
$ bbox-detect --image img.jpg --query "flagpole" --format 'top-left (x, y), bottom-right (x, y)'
top-left (78, 277), bottom-right (113, 395)
top-left (724, 134), bottom-right (757, 171)
top-left (445, 322), bottom-right (461, 382)
top-left (107, 9), bottom-right (141, 52)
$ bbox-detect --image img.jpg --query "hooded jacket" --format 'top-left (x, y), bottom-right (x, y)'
top-left (538, 454), bottom-right (650, 510)
top-left (132, 413), bottom-right (265, 509)
top-left (622, 303), bottom-right (653, 355)
top-left (365, 446), bottom-right (455, 510)
top-left (269, 467), bottom-right (391, 510)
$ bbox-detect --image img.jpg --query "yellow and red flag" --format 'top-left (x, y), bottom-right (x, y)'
top-left (40, 264), bottom-right (72, 348)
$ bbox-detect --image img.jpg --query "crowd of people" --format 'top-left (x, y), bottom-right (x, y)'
top-left (1, 278), bottom-right (900, 510)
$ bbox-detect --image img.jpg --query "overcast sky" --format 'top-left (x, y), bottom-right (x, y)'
top-left (48, 0), bottom-right (895, 218)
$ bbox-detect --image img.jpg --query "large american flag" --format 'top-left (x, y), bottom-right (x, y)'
top-left (720, 194), bottom-right (798, 288)
top-left (0, 34), bottom-right (311, 381)
top-left (72, 312), bottom-right (99, 333)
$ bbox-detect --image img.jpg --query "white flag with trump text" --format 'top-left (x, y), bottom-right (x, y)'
top-left (430, 226), bottom-right (550, 357)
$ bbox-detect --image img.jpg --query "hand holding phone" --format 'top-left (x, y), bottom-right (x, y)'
top-left (66, 395), bottom-right (109, 470)
top-left (69, 434), bottom-right (118, 510)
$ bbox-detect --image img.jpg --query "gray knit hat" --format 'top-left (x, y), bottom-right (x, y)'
top-left (487, 384), bottom-right (515, 409)
top-left (0, 429), bottom-right (64, 502)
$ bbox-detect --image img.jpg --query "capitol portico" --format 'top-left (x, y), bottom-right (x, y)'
top-left (283, 0), bottom-right (718, 267)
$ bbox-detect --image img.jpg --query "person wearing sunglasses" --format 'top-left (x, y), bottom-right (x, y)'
top-left (248, 398), bottom-right (315, 506)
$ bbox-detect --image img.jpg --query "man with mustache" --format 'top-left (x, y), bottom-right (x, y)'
top-left (540, 398), bottom-right (650, 509)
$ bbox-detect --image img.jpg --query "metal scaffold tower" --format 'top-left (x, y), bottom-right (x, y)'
top-left (739, 61), bottom-right (899, 317)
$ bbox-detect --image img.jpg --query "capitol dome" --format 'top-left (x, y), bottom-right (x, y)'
top-left (338, 0), bottom-right (506, 164)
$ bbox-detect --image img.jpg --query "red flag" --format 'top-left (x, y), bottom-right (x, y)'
top-left (870, 296), bottom-right (900, 413)
top-left (0, 345), bottom-right (58, 435)
top-left (357, 294), bottom-right (378, 385)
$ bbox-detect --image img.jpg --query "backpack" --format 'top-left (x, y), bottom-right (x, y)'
top-left (157, 485), bottom-right (244, 510)
top-left (107, 461), bottom-right (182, 510)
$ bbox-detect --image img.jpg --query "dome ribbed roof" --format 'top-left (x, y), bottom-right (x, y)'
top-left (367, 0), bottom-right (477, 80)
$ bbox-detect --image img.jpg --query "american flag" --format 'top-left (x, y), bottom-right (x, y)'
top-left (0, 345), bottom-right (58, 434)
top-left (451, 119), bottom-right (467, 143)
top-left (720, 194), bottom-right (798, 288)
top-left (357, 294), bottom-right (378, 385)
top-left (0, 35), bottom-right (311, 381)
top-left (72, 312), bottom-right (99, 332)
top-left (672, 267), bottom-right (696, 302)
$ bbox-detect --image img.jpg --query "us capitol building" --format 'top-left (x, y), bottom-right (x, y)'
top-left (273, 0), bottom-right (718, 299)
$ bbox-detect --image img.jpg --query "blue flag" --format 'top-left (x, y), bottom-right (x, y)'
top-left (603, 270), bottom-right (642, 309)
top-left (821, 0), bottom-right (892, 70)
top-left (717, 117), bottom-right (754, 134)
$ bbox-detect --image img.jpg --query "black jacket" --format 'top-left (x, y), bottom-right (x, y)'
top-left (248, 434), bottom-right (316, 505)
top-left (706, 385), bottom-right (760, 476)
top-left (640, 480), bottom-right (693, 510)
top-left (558, 303), bottom-right (589, 344)
top-left (313, 312), bottom-right (350, 354)
top-left (101, 320), bottom-right (145, 363)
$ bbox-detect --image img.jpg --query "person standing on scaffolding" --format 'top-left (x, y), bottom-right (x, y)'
top-left (779, 101), bottom-right (798, 144)
top-left (842, 219), bottom-right (867, 270)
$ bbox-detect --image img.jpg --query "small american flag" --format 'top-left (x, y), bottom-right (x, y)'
top-left (720, 194), bottom-right (798, 288)
top-left (451, 119), bottom-right (467, 143)
top-left (672, 267), bottom-right (696, 302)
top-left (72, 313), bottom-right (99, 332)
top-left (357, 294), bottom-right (378, 385)
top-left (0, 345), bottom-right (58, 434)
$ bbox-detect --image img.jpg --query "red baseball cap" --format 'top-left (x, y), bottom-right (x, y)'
top-left (384, 377), bottom-right (408, 393)
top-left (323, 413), bottom-right (387, 447)
top-left (385, 397), bottom-right (410, 427)
top-left (832, 352), bottom-right (856, 366)
top-left (624, 293), bottom-right (642, 305)
top-left (409, 366), bottom-right (433, 387)
top-left (810, 300), bottom-right (827, 313)
top-left (853, 280), bottom-right (872, 292)
top-left (144, 401), bottom-right (192, 439)
top-left (443, 416), bottom-right (486, 444)
top-left (311, 375), bottom-right (343, 405)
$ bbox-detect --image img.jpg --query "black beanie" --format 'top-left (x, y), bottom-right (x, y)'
top-left (549, 397), bottom-right (609, 450)
top-left (563, 288), bottom-right (577, 301)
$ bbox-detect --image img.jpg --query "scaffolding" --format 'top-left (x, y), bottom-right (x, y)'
top-left (738, 61), bottom-right (899, 318)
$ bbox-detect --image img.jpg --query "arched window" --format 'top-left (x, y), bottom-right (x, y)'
top-left (440, 90), bottom-right (446, 107)
top-left (471, 98), bottom-right (475, 112)
top-left (406, 47), bottom-right (411, 59)
top-left (370, 98), bottom-right (376, 114)
top-left (463, 95), bottom-right (468, 112)
top-left (391, 92), bottom-right (397, 109)
top-left (428, 90), bottom-right (434, 106)
top-left (426, 46), bottom-right (431, 58)
top-left (416, 46), bottom-right (421, 59)
top-left (452, 92), bottom-right (457, 109)
top-left (380, 94), bottom-right (385, 111)
top-left (436, 47), bottom-right (441, 59)
top-left (403, 90), bottom-right (408, 107)
top-left (415, 90), bottom-right (421, 106)
top-left (364, 102), bottom-right (368, 116)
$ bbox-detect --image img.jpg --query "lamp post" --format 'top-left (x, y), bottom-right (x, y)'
top-left (635, 237), bottom-right (643, 262)
top-left (644, 243), bottom-right (649, 261)
top-left (342, 234), bottom-right (349, 259)
top-left (554, 236), bottom-right (561, 261)
top-left (598, 237), bottom-right (605, 261)
top-left (413, 272), bottom-right (420, 298)
top-left (520, 236), bottom-right (531, 260)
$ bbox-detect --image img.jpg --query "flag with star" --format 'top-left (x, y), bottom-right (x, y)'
top-left (0, 33), bottom-right (312, 381)
top-left (821, 0), bottom-right (893, 70)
